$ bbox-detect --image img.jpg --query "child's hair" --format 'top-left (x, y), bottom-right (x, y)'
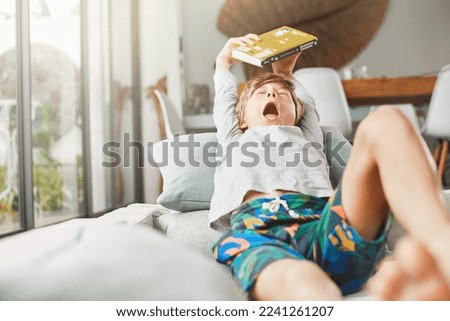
top-left (236, 72), bottom-right (304, 129)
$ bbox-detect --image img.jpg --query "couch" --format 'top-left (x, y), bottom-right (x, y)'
top-left (1, 127), bottom-right (447, 300)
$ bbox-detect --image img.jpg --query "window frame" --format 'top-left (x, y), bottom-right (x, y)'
top-left (0, 0), bottom-right (143, 237)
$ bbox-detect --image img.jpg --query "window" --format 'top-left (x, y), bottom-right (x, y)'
top-left (0, 0), bottom-right (19, 234)
top-left (29, 0), bottom-right (83, 227)
top-left (0, 0), bottom-right (142, 236)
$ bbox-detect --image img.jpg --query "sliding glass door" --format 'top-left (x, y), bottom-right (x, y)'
top-left (0, 0), bottom-right (20, 234)
top-left (29, 0), bottom-right (83, 227)
top-left (0, 0), bottom-right (142, 236)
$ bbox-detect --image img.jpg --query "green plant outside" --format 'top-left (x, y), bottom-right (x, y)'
top-left (0, 164), bottom-right (62, 221)
top-left (1, 103), bottom-right (84, 223)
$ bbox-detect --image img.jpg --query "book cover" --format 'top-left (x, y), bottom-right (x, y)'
top-left (231, 26), bottom-right (318, 67)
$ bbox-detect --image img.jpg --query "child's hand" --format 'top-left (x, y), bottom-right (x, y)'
top-left (272, 52), bottom-right (301, 79)
top-left (216, 34), bottom-right (260, 71)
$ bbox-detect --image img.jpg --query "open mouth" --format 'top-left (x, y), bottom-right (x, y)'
top-left (263, 102), bottom-right (279, 119)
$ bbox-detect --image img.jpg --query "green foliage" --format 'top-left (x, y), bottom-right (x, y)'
top-left (0, 164), bottom-right (66, 220)
top-left (77, 155), bottom-right (84, 206)
top-left (33, 103), bottom-right (54, 157)
top-left (33, 164), bottom-right (64, 211)
top-left (31, 104), bottom-right (64, 213)
top-left (0, 165), bottom-right (19, 222)
top-left (0, 165), bottom-right (5, 191)
top-left (1, 103), bottom-right (83, 223)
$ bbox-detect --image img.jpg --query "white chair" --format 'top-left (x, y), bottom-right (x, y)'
top-left (294, 67), bottom-right (353, 139)
top-left (422, 65), bottom-right (450, 184)
top-left (151, 89), bottom-right (186, 194)
top-left (154, 89), bottom-right (186, 139)
top-left (369, 104), bottom-right (421, 131)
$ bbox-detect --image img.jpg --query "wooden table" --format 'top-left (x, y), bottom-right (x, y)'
top-left (342, 76), bottom-right (437, 106)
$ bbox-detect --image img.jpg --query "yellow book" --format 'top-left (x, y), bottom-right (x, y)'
top-left (231, 26), bottom-right (318, 67)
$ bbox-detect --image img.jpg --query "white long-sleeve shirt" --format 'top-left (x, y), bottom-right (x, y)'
top-left (209, 69), bottom-right (333, 232)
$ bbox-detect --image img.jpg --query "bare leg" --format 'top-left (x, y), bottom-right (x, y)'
top-left (341, 106), bottom-right (450, 298)
top-left (251, 258), bottom-right (342, 300)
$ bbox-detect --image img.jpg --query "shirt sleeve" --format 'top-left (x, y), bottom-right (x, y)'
top-left (213, 69), bottom-right (243, 145)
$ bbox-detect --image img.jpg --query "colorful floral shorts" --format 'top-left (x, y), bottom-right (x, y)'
top-left (212, 183), bottom-right (389, 295)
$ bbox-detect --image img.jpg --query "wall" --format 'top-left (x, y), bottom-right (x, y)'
top-left (140, 0), bottom-right (183, 202)
top-left (351, 0), bottom-right (450, 77)
top-left (182, 0), bottom-right (232, 115)
top-left (182, 0), bottom-right (450, 114)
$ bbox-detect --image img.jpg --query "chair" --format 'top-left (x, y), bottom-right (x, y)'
top-left (294, 67), bottom-right (353, 139)
top-left (154, 89), bottom-right (186, 139)
top-left (421, 65), bottom-right (450, 185)
top-left (152, 89), bottom-right (186, 194)
top-left (369, 104), bottom-right (421, 131)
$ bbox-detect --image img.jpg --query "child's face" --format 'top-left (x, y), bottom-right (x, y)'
top-left (241, 82), bottom-right (297, 130)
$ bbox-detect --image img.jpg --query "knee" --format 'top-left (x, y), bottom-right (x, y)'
top-left (256, 259), bottom-right (342, 299)
top-left (283, 260), bottom-right (342, 299)
top-left (355, 106), bottom-right (417, 149)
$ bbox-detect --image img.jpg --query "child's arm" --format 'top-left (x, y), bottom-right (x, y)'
top-left (213, 34), bottom-right (259, 144)
top-left (272, 55), bottom-right (322, 143)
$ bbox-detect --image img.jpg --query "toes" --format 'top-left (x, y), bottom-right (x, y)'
top-left (368, 259), bottom-right (405, 300)
top-left (375, 237), bottom-right (450, 300)
top-left (395, 237), bottom-right (432, 280)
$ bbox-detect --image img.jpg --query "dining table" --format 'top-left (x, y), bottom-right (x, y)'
top-left (341, 76), bottom-right (437, 107)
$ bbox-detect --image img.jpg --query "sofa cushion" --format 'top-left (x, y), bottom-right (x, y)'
top-left (154, 209), bottom-right (222, 259)
top-left (0, 219), bottom-right (245, 300)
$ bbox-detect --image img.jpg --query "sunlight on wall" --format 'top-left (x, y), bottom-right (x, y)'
top-left (140, 0), bottom-right (183, 202)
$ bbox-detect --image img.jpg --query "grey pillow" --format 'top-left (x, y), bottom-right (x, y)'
top-left (151, 128), bottom-right (351, 212)
top-left (151, 133), bottom-right (218, 211)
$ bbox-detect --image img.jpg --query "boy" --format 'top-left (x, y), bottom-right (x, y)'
top-left (210, 34), bottom-right (450, 300)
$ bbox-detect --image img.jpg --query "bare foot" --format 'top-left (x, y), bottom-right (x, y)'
top-left (367, 237), bottom-right (450, 300)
